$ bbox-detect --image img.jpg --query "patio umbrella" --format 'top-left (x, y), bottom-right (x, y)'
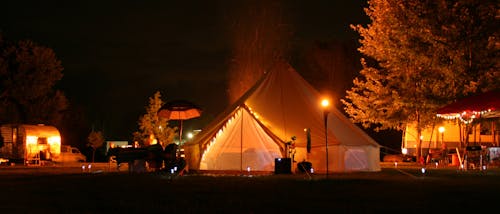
top-left (158, 100), bottom-right (202, 147)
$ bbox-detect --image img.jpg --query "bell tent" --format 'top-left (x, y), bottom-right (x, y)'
top-left (184, 62), bottom-right (380, 173)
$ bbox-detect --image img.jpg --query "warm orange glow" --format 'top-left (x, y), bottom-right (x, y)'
top-left (48, 136), bottom-right (61, 156)
top-left (48, 136), bottom-right (61, 145)
top-left (321, 99), bottom-right (330, 108)
top-left (26, 136), bottom-right (39, 159)
top-left (402, 148), bottom-right (408, 155)
top-left (149, 134), bottom-right (158, 145)
top-left (26, 136), bottom-right (38, 145)
top-left (438, 126), bottom-right (445, 133)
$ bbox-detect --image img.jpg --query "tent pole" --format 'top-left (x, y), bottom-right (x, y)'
top-left (240, 109), bottom-right (243, 172)
top-left (179, 120), bottom-right (183, 158)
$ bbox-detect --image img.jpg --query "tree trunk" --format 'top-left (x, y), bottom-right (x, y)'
top-left (415, 110), bottom-right (422, 163)
top-left (416, 128), bottom-right (422, 164)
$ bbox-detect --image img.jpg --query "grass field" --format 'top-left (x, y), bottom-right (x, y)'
top-left (1, 163), bottom-right (499, 213)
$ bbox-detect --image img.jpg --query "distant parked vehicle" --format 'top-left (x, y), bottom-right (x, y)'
top-left (53, 145), bottom-right (86, 163)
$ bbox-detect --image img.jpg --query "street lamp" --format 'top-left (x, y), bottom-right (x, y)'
top-left (321, 98), bottom-right (330, 178)
top-left (438, 126), bottom-right (446, 163)
top-left (438, 126), bottom-right (445, 146)
top-left (187, 132), bottom-right (194, 139)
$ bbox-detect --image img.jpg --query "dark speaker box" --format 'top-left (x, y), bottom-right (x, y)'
top-left (274, 158), bottom-right (292, 174)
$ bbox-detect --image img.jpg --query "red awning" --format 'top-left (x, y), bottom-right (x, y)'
top-left (436, 90), bottom-right (500, 116)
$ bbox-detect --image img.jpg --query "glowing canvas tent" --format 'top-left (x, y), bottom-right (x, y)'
top-left (184, 62), bottom-right (380, 172)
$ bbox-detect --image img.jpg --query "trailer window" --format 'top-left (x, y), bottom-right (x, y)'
top-left (37, 138), bottom-right (47, 144)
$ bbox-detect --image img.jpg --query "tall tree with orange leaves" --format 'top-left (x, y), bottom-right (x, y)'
top-left (342, 0), bottom-right (499, 160)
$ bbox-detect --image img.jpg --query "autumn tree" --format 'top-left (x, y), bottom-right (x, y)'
top-left (87, 130), bottom-right (105, 162)
top-left (0, 34), bottom-right (68, 126)
top-left (342, 0), bottom-right (499, 160)
top-left (135, 91), bottom-right (176, 147)
top-left (226, 0), bottom-right (292, 103)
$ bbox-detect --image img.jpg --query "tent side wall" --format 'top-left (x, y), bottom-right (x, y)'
top-left (294, 144), bottom-right (380, 172)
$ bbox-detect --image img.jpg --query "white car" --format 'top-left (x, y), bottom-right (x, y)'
top-left (54, 146), bottom-right (86, 162)
top-left (0, 157), bottom-right (9, 165)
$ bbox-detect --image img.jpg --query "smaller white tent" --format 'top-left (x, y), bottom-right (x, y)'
top-left (185, 62), bottom-right (380, 172)
top-left (199, 107), bottom-right (282, 171)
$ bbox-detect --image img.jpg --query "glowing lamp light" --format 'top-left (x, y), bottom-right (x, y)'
top-left (48, 136), bottom-right (61, 145)
top-left (247, 166), bottom-right (251, 172)
top-left (320, 97), bottom-right (331, 178)
top-left (438, 126), bottom-right (445, 133)
top-left (26, 136), bottom-right (38, 145)
top-left (321, 99), bottom-right (330, 108)
top-left (394, 162), bottom-right (398, 167)
top-left (401, 148), bottom-right (408, 155)
top-left (187, 133), bottom-right (194, 139)
top-left (421, 168), bottom-right (426, 174)
top-left (310, 168), bottom-right (314, 173)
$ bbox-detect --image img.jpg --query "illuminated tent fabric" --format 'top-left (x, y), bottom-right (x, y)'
top-left (199, 107), bottom-right (282, 171)
top-left (184, 62), bottom-right (380, 172)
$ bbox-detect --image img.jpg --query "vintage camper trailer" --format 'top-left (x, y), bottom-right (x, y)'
top-left (0, 124), bottom-right (61, 165)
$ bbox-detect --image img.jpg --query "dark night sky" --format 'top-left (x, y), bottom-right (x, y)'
top-left (0, 0), bottom-right (369, 140)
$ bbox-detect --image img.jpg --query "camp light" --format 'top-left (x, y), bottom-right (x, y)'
top-left (401, 148), bottom-right (408, 155)
top-left (26, 136), bottom-right (38, 145)
top-left (48, 136), bottom-right (61, 146)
